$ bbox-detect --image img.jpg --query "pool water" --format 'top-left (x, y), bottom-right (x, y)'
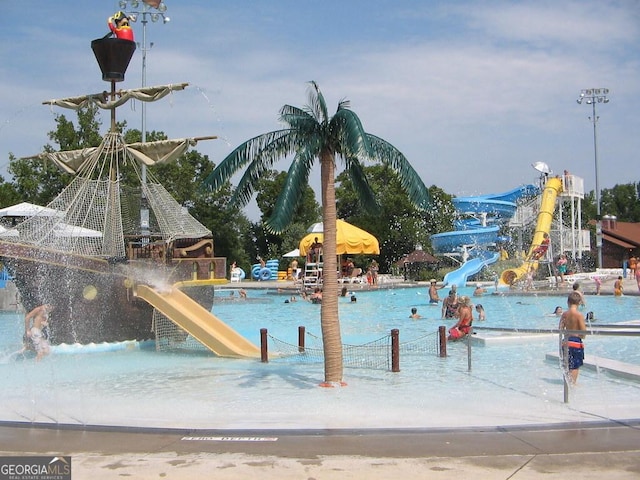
top-left (1, 285), bottom-right (639, 430)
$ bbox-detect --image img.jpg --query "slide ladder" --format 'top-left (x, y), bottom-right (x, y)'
top-left (135, 284), bottom-right (261, 358)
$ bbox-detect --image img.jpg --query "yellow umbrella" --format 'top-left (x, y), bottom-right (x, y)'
top-left (299, 219), bottom-right (380, 256)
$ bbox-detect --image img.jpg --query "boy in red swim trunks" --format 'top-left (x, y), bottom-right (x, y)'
top-left (559, 292), bottom-right (587, 384)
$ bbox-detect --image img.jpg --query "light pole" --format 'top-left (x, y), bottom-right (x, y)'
top-left (120, 0), bottom-right (169, 236)
top-left (577, 88), bottom-right (609, 269)
top-left (120, 0), bottom-right (170, 185)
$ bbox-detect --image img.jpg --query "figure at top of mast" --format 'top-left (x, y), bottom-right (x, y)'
top-left (107, 11), bottom-right (134, 42)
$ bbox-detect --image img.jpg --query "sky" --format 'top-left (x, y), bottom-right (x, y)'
top-left (1, 1), bottom-right (639, 220)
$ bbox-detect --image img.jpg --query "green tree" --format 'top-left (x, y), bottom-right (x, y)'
top-left (0, 174), bottom-right (20, 208)
top-left (600, 182), bottom-right (640, 222)
top-left (582, 182), bottom-right (640, 226)
top-left (201, 81), bottom-right (430, 384)
top-left (253, 170), bottom-right (320, 261)
top-left (5, 106), bottom-right (105, 206)
top-left (336, 166), bottom-right (454, 272)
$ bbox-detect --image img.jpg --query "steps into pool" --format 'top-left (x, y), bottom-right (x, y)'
top-left (545, 353), bottom-right (640, 381)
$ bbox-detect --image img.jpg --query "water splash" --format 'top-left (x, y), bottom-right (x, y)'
top-left (190, 84), bottom-right (232, 148)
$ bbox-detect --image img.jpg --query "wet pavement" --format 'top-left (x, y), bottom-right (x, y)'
top-left (1, 420), bottom-right (639, 479)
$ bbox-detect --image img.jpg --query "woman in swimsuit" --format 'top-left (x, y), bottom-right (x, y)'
top-left (448, 296), bottom-right (473, 341)
top-left (442, 289), bottom-right (459, 319)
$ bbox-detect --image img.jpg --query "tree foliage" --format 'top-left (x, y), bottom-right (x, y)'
top-left (336, 165), bottom-right (454, 272)
top-left (252, 170), bottom-right (320, 261)
top-left (581, 182), bottom-right (640, 224)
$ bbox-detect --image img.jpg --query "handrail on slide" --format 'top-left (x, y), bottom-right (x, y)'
top-left (135, 284), bottom-right (261, 358)
top-left (501, 177), bottom-right (563, 286)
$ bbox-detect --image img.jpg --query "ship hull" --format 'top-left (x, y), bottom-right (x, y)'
top-left (0, 241), bottom-right (217, 345)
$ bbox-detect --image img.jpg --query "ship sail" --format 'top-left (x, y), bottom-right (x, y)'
top-left (6, 83), bottom-right (215, 259)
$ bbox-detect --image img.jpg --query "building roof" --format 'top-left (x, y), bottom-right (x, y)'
top-left (602, 221), bottom-right (640, 249)
top-left (396, 249), bottom-right (440, 265)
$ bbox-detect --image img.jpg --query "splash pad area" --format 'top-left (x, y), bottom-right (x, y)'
top-left (1, 284), bottom-right (639, 430)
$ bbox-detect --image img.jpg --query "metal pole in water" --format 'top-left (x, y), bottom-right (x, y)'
top-left (467, 327), bottom-right (473, 371)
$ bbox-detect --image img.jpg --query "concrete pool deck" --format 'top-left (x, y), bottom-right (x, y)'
top-left (1, 421), bottom-right (639, 479)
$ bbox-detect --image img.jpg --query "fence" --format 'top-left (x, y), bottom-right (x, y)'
top-left (153, 310), bottom-right (448, 372)
top-left (261, 325), bottom-right (447, 371)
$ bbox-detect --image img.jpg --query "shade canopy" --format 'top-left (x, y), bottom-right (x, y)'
top-left (54, 223), bottom-right (103, 238)
top-left (0, 202), bottom-right (63, 218)
top-left (299, 219), bottom-right (379, 256)
top-left (395, 249), bottom-right (440, 266)
top-left (0, 225), bottom-right (19, 237)
top-left (283, 248), bottom-right (300, 258)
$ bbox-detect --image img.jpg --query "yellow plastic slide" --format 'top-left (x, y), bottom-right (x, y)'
top-left (135, 284), bottom-right (261, 359)
top-left (501, 176), bottom-right (563, 286)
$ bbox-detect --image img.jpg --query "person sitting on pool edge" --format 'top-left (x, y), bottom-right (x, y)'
top-left (448, 296), bottom-right (473, 341)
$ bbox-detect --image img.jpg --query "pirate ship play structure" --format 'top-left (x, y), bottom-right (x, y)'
top-left (0, 30), bottom-right (261, 357)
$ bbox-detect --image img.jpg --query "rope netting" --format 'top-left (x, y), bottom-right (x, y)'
top-left (154, 312), bottom-right (443, 371)
top-left (267, 330), bottom-right (441, 370)
top-left (154, 310), bottom-right (206, 352)
top-left (5, 131), bottom-right (210, 257)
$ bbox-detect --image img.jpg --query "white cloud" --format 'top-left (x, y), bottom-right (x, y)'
top-left (1, 0), bottom-right (638, 213)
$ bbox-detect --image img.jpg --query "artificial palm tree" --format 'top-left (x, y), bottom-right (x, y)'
top-left (202, 81), bottom-right (430, 385)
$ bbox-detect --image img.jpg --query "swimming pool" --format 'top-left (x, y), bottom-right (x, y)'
top-left (1, 284), bottom-right (639, 430)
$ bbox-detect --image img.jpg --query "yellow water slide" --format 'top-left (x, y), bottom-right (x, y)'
top-left (501, 177), bottom-right (563, 286)
top-left (135, 285), bottom-right (261, 358)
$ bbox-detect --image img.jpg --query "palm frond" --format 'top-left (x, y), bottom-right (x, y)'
top-left (265, 148), bottom-right (316, 233)
top-left (280, 105), bottom-right (320, 136)
top-left (344, 158), bottom-right (381, 214)
top-left (336, 97), bottom-right (351, 111)
top-left (331, 109), bottom-right (372, 159)
top-left (200, 130), bottom-right (291, 193)
top-left (366, 134), bottom-right (431, 210)
top-left (306, 81), bottom-right (328, 125)
top-left (231, 130), bottom-right (301, 207)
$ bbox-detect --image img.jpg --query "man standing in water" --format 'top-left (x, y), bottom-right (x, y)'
top-left (428, 279), bottom-right (443, 304)
top-left (559, 292), bottom-right (587, 384)
top-left (24, 304), bottom-right (54, 361)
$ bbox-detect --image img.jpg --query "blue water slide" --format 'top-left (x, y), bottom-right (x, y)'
top-left (431, 225), bottom-right (500, 254)
top-left (479, 184), bottom-right (539, 204)
top-left (443, 251), bottom-right (500, 288)
top-left (452, 198), bottom-right (517, 218)
top-left (431, 184), bottom-right (538, 288)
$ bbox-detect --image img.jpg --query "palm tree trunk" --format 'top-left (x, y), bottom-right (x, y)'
top-left (319, 148), bottom-right (344, 385)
